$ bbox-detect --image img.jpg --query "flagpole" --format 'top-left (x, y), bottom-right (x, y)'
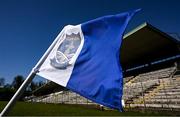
top-left (0, 29), bottom-right (64, 116)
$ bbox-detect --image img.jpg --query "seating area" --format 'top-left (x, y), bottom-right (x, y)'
top-left (123, 76), bottom-right (135, 84)
top-left (131, 67), bottom-right (176, 83)
top-left (123, 79), bottom-right (160, 101)
top-left (123, 66), bottom-right (180, 110)
top-left (27, 90), bottom-right (94, 105)
top-left (142, 77), bottom-right (180, 107)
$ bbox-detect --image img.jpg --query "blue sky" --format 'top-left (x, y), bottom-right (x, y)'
top-left (0, 0), bottom-right (180, 84)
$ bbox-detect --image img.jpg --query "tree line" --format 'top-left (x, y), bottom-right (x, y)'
top-left (0, 76), bottom-right (45, 101)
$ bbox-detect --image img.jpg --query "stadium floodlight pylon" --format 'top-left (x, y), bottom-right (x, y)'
top-left (0, 33), bottom-right (60, 116)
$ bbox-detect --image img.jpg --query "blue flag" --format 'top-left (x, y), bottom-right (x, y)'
top-left (37, 9), bottom-right (140, 111)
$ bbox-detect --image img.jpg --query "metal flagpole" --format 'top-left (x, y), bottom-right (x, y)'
top-left (0, 28), bottom-right (64, 116)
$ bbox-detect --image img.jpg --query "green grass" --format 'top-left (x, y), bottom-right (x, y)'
top-left (0, 101), bottom-right (177, 116)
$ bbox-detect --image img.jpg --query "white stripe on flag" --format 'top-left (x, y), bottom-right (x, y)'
top-left (37, 25), bottom-right (84, 87)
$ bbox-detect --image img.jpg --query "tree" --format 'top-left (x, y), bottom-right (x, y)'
top-left (0, 77), bottom-right (5, 86)
top-left (12, 75), bottom-right (24, 90)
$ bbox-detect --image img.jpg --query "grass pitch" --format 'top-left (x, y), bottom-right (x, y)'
top-left (0, 101), bottom-right (176, 116)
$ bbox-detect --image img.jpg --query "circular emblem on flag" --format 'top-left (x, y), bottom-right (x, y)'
top-left (50, 31), bottom-right (81, 69)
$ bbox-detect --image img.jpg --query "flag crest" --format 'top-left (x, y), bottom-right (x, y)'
top-left (37, 9), bottom-right (140, 111)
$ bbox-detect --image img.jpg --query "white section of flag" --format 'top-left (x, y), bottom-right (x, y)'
top-left (37, 25), bottom-right (84, 87)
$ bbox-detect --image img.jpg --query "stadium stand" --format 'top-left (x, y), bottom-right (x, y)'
top-left (26, 22), bottom-right (180, 111)
top-left (130, 67), bottom-right (175, 83)
top-left (27, 90), bottom-right (94, 105)
top-left (123, 67), bottom-right (177, 105)
top-left (126, 76), bottom-right (180, 110)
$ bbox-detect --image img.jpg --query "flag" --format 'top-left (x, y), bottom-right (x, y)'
top-left (36, 9), bottom-right (140, 111)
